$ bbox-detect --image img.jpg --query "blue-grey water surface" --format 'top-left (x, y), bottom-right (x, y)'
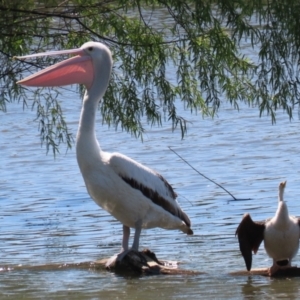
top-left (1, 94), bottom-right (300, 299)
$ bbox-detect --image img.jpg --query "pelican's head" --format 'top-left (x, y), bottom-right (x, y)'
top-left (16, 41), bottom-right (113, 90)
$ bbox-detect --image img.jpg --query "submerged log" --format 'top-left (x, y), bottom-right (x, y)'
top-left (230, 266), bottom-right (300, 277)
top-left (94, 249), bottom-right (201, 275)
top-left (0, 249), bottom-right (200, 276)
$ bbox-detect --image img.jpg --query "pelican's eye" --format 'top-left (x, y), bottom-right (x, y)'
top-left (88, 47), bottom-right (94, 51)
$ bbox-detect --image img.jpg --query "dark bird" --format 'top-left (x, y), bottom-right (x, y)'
top-left (236, 181), bottom-right (300, 275)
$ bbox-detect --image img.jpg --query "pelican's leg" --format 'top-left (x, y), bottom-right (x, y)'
top-left (131, 220), bottom-right (142, 251)
top-left (122, 225), bottom-right (130, 252)
top-left (106, 222), bottom-right (142, 269)
top-left (117, 220), bottom-right (142, 261)
top-left (106, 225), bottom-right (130, 268)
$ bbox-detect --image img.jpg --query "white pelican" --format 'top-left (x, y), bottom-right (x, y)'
top-left (236, 181), bottom-right (300, 275)
top-left (16, 42), bottom-right (193, 267)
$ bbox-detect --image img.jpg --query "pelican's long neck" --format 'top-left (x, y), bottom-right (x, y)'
top-left (274, 182), bottom-right (289, 225)
top-left (77, 91), bottom-right (100, 144)
top-left (76, 52), bottom-right (112, 167)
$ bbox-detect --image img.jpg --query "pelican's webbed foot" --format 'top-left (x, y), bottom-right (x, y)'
top-left (268, 260), bottom-right (292, 276)
top-left (105, 249), bottom-right (149, 271)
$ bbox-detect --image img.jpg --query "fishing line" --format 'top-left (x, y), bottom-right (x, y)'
top-left (168, 146), bottom-right (251, 201)
top-left (177, 193), bottom-right (194, 207)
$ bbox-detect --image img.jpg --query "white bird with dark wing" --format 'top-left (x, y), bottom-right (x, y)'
top-left (236, 181), bottom-right (300, 275)
top-left (16, 42), bottom-right (193, 267)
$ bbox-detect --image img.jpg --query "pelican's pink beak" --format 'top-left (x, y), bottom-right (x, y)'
top-left (16, 48), bottom-right (94, 89)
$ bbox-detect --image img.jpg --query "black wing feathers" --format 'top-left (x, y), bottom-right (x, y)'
top-left (236, 213), bottom-right (265, 271)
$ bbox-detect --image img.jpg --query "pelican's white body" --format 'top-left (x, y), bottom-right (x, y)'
top-left (77, 143), bottom-right (188, 232)
top-left (264, 188), bottom-right (300, 264)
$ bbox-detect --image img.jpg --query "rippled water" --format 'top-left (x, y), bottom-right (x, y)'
top-left (1, 94), bottom-right (300, 298)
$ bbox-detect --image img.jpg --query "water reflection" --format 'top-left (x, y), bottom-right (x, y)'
top-left (240, 276), bottom-right (300, 299)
